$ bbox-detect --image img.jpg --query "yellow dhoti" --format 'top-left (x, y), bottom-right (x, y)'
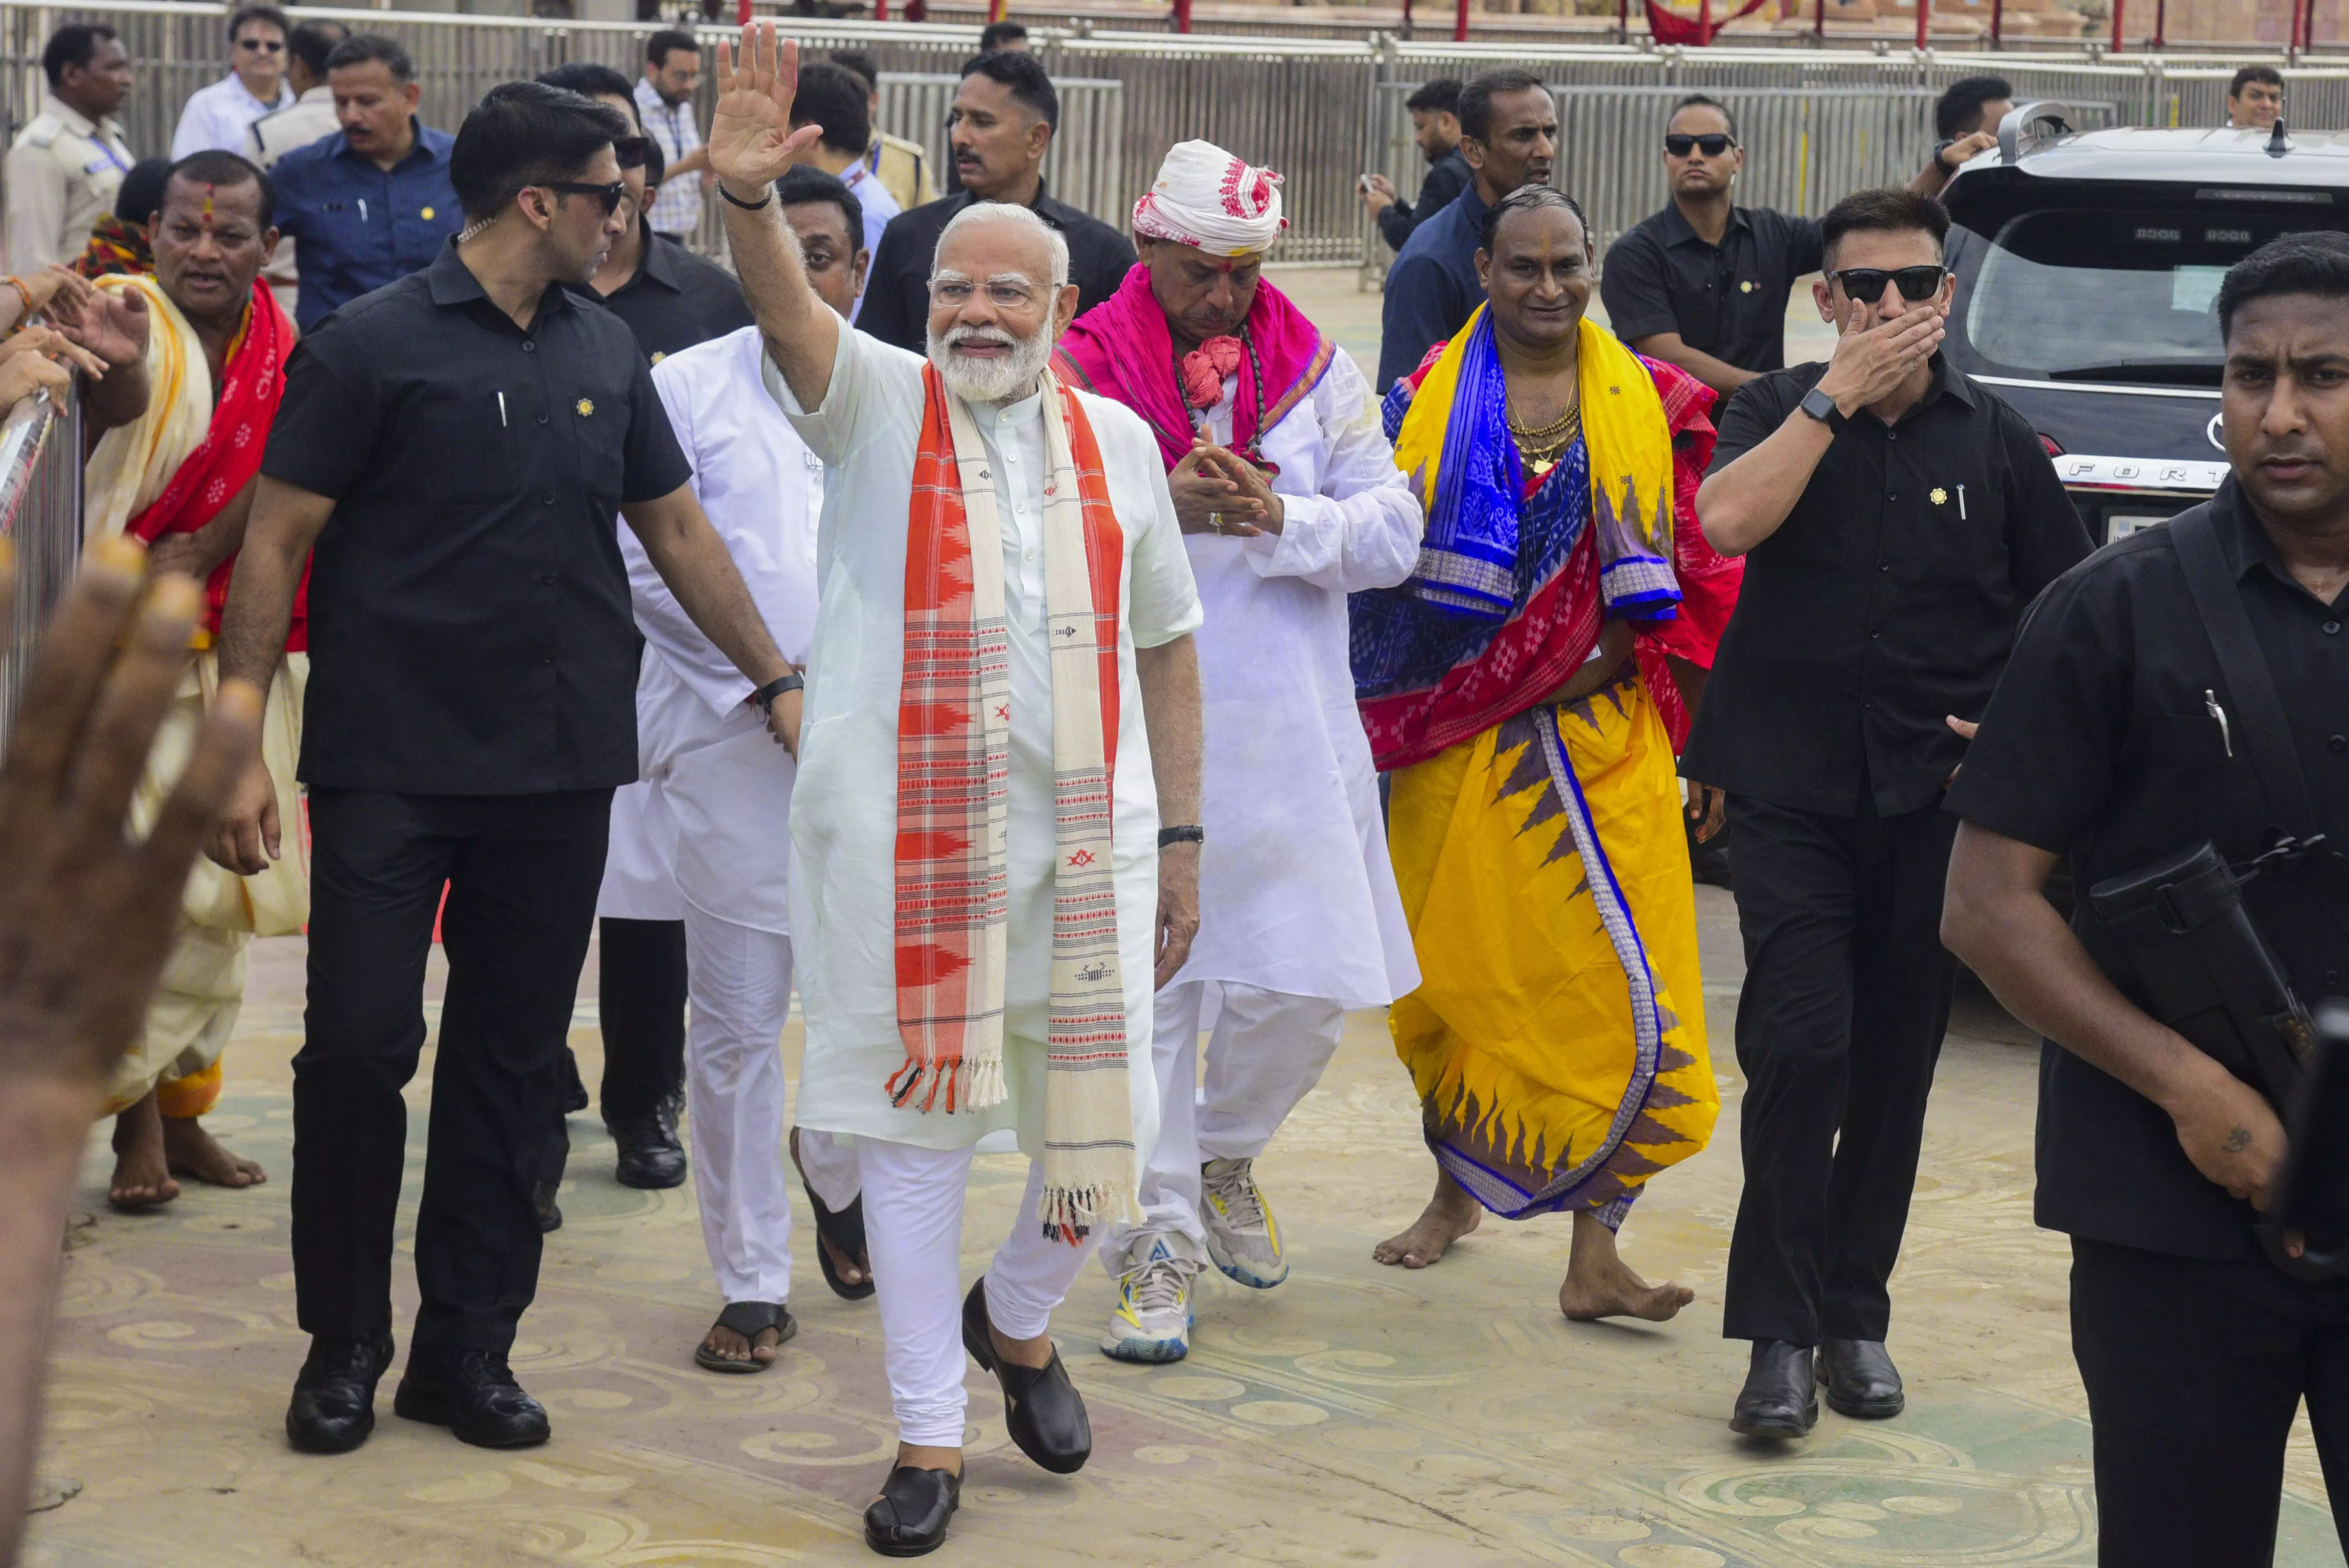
top-left (1386, 669), bottom-right (1717, 1222)
top-left (101, 648), bottom-right (307, 1118)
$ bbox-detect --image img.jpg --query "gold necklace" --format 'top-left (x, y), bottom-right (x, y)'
top-left (1508, 398), bottom-right (1581, 477)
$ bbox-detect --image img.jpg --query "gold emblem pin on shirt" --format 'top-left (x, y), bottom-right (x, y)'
top-left (1740, 279), bottom-right (1755, 293)
top-left (421, 206), bottom-right (435, 220)
top-left (1930, 486), bottom-right (1949, 506)
top-left (576, 398), bottom-right (595, 417)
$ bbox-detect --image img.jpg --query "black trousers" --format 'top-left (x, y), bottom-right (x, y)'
top-left (293, 787), bottom-right (611, 1354)
top-left (2073, 1237), bottom-right (2349, 1567)
top-left (594, 917), bottom-right (688, 1123)
top-left (1721, 789), bottom-right (1958, 1346)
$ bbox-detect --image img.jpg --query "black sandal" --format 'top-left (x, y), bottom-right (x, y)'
top-left (694, 1300), bottom-right (796, 1374)
top-left (805, 1183), bottom-right (876, 1302)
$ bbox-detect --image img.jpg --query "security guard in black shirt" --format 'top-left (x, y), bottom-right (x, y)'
top-left (1688, 187), bottom-right (2091, 1439)
top-left (207, 83), bottom-right (798, 1459)
top-left (1945, 232), bottom-right (2349, 1568)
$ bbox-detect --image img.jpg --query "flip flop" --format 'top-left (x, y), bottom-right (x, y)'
top-left (803, 1180), bottom-right (877, 1302)
top-left (694, 1300), bottom-right (796, 1374)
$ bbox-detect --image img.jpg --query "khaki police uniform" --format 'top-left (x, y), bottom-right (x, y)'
top-left (865, 129), bottom-right (936, 214)
top-left (5, 95), bottom-right (134, 271)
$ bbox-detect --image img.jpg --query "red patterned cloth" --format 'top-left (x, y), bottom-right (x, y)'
top-left (124, 278), bottom-right (302, 647)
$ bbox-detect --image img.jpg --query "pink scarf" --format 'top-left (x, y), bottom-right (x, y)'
top-left (1054, 263), bottom-right (1333, 473)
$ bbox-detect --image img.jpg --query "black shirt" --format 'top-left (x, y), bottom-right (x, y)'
top-left (1600, 203), bottom-right (1824, 375)
top-left (1377, 147), bottom-right (1471, 254)
top-left (565, 225), bottom-right (754, 365)
top-left (1681, 355), bottom-right (2092, 817)
top-left (263, 242), bottom-right (693, 796)
top-left (857, 182), bottom-right (1138, 354)
top-left (1946, 482), bottom-right (2349, 1260)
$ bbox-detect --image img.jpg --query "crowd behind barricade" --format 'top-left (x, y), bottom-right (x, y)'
top-left (0, 20), bottom-right (2343, 1568)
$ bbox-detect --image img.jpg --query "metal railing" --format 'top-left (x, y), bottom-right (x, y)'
top-left (0, 378), bottom-right (82, 749)
top-left (4, 2), bottom-right (2349, 273)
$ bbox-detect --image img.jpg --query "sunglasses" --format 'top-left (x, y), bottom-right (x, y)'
top-left (539, 180), bottom-right (628, 216)
top-left (615, 135), bottom-right (651, 170)
top-left (1829, 264), bottom-right (1948, 303)
top-left (236, 36), bottom-right (284, 51)
top-left (1664, 133), bottom-right (1735, 158)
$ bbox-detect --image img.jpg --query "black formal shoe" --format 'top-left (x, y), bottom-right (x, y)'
top-left (610, 1099), bottom-right (688, 1190)
top-left (1818, 1337), bottom-right (1905, 1419)
top-left (393, 1347), bottom-right (551, 1448)
top-left (863, 1464), bottom-right (961, 1557)
top-left (534, 1178), bottom-right (562, 1233)
top-left (285, 1335), bottom-right (394, 1454)
top-left (961, 1277), bottom-right (1090, 1474)
top-left (1729, 1339), bottom-right (1818, 1438)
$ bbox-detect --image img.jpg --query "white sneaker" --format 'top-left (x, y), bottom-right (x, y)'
top-left (1100, 1237), bottom-right (1198, 1363)
top-left (1200, 1156), bottom-right (1288, 1289)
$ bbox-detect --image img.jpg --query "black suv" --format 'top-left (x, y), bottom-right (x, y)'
top-left (1940, 105), bottom-right (2347, 545)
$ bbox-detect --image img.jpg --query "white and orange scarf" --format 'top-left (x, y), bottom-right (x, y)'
top-left (889, 363), bottom-right (1136, 1243)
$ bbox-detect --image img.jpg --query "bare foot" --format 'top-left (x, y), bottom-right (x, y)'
top-left (701, 1317), bottom-right (784, 1367)
top-left (1559, 1209), bottom-right (1694, 1322)
top-left (1372, 1169), bottom-right (1482, 1268)
top-left (161, 1115), bottom-right (265, 1188)
top-left (108, 1092), bottom-right (180, 1211)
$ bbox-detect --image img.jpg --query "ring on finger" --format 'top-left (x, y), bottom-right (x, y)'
top-left (1207, 511), bottom-right (1224, 533)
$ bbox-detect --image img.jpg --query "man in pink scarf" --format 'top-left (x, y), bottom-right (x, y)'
top-left (1056, 141), bottom-right (1425, 1364)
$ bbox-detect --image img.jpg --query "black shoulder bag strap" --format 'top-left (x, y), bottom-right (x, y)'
top-left (2170, 503), bottom-right (2322, 843)
top-left (2171, 502), bottom-right (2349, 948)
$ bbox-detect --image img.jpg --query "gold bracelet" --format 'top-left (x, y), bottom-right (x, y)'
top-left (4, 276), bottom-right (34, 319)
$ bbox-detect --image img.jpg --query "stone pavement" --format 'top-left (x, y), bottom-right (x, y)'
top-left (29, 884), bottom-right (2343, 1566)
top-left (24, 273), bottom-right (2342, 1565)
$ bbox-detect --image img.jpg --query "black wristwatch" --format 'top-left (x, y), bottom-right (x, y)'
top-left (751, 671), bottom-right (804, 713)
top-left (1798, 385), bottom-right (1844, 431)
top-left (1157, 824), bottom-right (1205, 850)
top-left (1932, 137), bottom-right (1961, 174)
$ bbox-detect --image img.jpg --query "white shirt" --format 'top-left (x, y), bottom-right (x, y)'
top-left (4, 96), bottom-right (132, 270)
top-left (246, 85), bottom-right (339, 169)
top-left (1176, 346), bottom-right (1423, 1007)
top-left (770, 322), bottom-right (1203, 1153)
top-left (171, 72), bottom-right (294, 160)
top-left (838, 161), bottom-right (900, 320)
top-left (622, 326), bottom-right (822, 935)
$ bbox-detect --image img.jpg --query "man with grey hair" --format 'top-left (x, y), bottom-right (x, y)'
top-left (708, 25), bottom-right (1204, 1559)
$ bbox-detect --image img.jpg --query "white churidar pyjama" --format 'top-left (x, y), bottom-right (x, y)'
top-left (1103, 980), bottom-right (1345, 1272)
top-left (857, 1137), bottom-right (1098, 1447)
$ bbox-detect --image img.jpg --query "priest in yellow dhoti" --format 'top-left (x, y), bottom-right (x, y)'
top-left (1351, 187), bottom-right (1740, 1322)
top-left (78, 150), bottom-right (302, 1208)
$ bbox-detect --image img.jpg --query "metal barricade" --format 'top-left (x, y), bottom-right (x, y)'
top-left (2, 2), bottom-right (2345, 273)
top-left (0, 378), bottom-right (81, 750)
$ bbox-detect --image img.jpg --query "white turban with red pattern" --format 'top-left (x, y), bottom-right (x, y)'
top-left (1130, 139), bottom-right (1288, 258)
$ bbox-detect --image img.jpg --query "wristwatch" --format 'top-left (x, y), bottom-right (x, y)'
top-left (1157, 825), bottom-right (1205, 850)
top-left (1932, 136), bottom-right (1961, 174)
top-left (1798, 385), bottom-right (1843, 430)
top-left (751, 671), bottom-right (804, 714)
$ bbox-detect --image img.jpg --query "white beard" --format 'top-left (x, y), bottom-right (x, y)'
top-left (927, 320), bottom-right (1056, 405)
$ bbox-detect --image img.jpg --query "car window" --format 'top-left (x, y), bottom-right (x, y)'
top-left (1964, 205), bottom-right (2345, 383)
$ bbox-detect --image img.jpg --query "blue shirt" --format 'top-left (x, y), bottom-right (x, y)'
top-left (271, 121), bottom-right (461, 331)
top-left (1377, 180), bottom-right (1492, 393)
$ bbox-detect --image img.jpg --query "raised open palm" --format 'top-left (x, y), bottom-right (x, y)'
top-left (708, 23), bottom-right (826, 194)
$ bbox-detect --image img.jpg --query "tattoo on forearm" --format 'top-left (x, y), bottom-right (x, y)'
top-left (2225, 1126), bottom-right (2253, 1153)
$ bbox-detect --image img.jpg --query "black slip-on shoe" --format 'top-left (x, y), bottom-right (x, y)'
top-left (1729, 1338), bottom-right (1819, 1439)
top-left (961, 1277), bottom-right (1090, 1474)
top-left (1818, 1337), bottom-right (1905, 1419)
top-left (393, 1347), bottom-right (551, 1448)
top-left (285, 1335), bottom-right (394, 1454)
top-left (863, 1464), bottom-right (960, 1557)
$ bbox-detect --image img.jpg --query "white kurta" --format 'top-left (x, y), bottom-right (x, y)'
top-left (768, 322), bottom-right (1204, 1154)
top-left (627, 325), bottom-right (822, 934)
top-left (1175, 347), bottom-right (1423, 1007)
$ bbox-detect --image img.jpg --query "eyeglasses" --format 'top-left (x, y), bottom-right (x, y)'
top-left (539, 180), bottom-right (628, 216)
top-left (236, 36), bottom-right (284, 51)
top-left (1828, 264), bottom-right (1948, 303)
top-left (615, 136), bottom-right (651, 170)
top-left (1664, 133), bottom-right (1735, 158)
top-left (930, 277), bottom-right (1042, 309)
